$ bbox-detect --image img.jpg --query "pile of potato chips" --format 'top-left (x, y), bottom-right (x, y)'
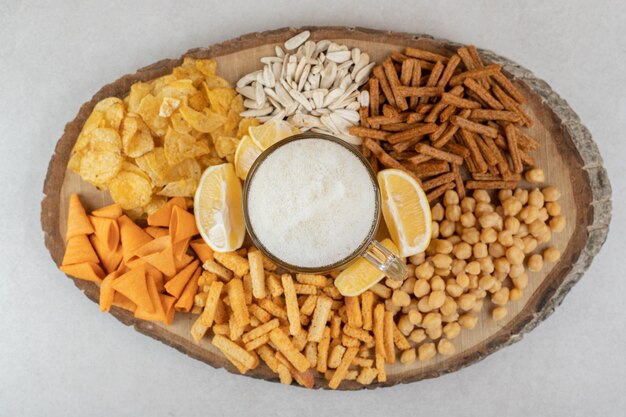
top-left (68, 58), bottom-right (259, 217)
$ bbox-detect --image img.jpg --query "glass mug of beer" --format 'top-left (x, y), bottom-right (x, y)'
top-left (242, 133), bottom-right (407, 281)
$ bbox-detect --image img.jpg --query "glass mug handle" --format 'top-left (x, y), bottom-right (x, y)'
top-left (361, 240), bottom-right (408, 281)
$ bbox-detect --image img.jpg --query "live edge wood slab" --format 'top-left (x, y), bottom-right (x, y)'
top-left (41, 27), bottom-right (611, 390)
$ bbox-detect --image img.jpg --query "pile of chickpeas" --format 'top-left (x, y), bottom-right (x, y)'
top-left (381, 170), bottom-right (565, 365)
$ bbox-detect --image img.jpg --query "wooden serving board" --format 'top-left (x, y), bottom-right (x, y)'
top-left (41, 27), bottom-right (611, 389)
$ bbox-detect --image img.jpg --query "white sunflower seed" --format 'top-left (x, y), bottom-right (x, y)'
top-left (315, 39), bottom-right (331, 54)
top-left (241, 107), bottom-right (273, 117)
top-left (275, 45), bottom-right (285, 58)
top-left (260, 56), bottom-right (283, 65)
top-left (263, 65), bottom-right (275, 88)
top-left (236, 86), bottom-right (256, 100)
top-left (351, 52), bottom-right (370, 77)
top-left (326, 50), bottom-right (352, 64)
top-left (243, 98), bottom-right (266, 109)
top-left (284, 31), bottom-right (310, 50)
top-left (322, 87), bottom-right (345, 108)
top-left (236, 71), bottom-right (261, 88)
top-left (319, 62), bottom-right (337, 89)
top-left (333, 109), bottom-right (360, 124)
top-left (354, 62), bottom-right (376, 86)
top-left (358, 90), bottom-right (370, 107)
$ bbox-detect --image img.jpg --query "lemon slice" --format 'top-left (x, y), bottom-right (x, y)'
top-left (248, 119), bottom-right (297, 151)
top-left (378, 169), bottom-right (432, 257)
top-left (334, 239), bottom-right (399, 297)
top-left (234, 135), bottom-right (262, 180)
top-left (194, 163), bottom-right (245, 252)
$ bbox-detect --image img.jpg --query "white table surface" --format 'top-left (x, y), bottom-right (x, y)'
top-left (1, 0), bottom-right (624, 415)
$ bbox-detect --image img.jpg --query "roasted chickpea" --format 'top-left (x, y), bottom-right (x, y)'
top-left (408, 309), bottom-right (422, 325)
top-left (443, 190), bottom-right (460, 206)
top-left (430, 276), bottom-right (446, 291)
top-left (489, 242), bottom-right (506, 258)
top-left (418, 343), bottom-right (437, 361)
top-left (546, 202), bottom-right (561, 217)
top-left (458, 313), bottom-right (478, 329)
top-left (453, 242), bottom-right (472, 260)
top-left (462, 227), bottom-right (480, 244)
top-left (525, 168), bottom-right (545, 183)
top-left (527, 254), bottom-right (543, 271)
top-left (549, 215), bottom-right (566, 233)
top-left (480, 228), bottom-right (498, 243)
top-left (439, 220), bottom-right (456, 237)
top-left (415, 261), bottom-right (434, 280)
top-left (414, 278), bottom-right (431, 298)
top-left (460, 212), bottom-right (476, 228)
top-left (443, 321), bottom-right (461, 339)
top-left (502, 197), bottom-right (523, 217)
top-left (493, 257), bottom-right (511, 274)
top-left (431, 203), bottom-right (444, 221)
top-left (479, 257), bottom-right (494, 274)
top-left (465, 261), bottom-right (481, 275)
top-left (528, 188), bottom-right (545, 207)
top-left (438, 338), bottom-right (456, 356)
top-left (544, 247), bottom-right (561, 262)
top-left (522, 236), bottom-right (538, 254)
top-left (446, 204), bottom-right (462, 222)
top-left (511, 273), bottom-right (528, 289)
top-left (514, 188), bottom-right (529, 205)
top-left (451, 259), bottom-right (467, 276)
top-left (542, 187), bottom-right (561, 202)
top-left (473, 189), bottom-right (491, 203)
top-left (498, 230), bottom-right (514, 247)
top-left (432, 254), bottom-right (452, 270)
top-left (473, 242), bottom-right (488, 258)
top-left (409, 253), bottom-right (425, 266)
top-left (460, 197), bottom-right (476, 213)
top-left (400, 348), bottom-right (417, 365)
top-left (492, 306), bottom-right (508, 320)
top-left (456, 272), bottom-right (470, 288)
top-left (409, 329), bottom-right (426, 344)
top-left (498, 189), bottom-right (513, 202)
top-left (506, 246), bottom-right (525, 265)
top-left (475, 202), bottom-right (495, 218)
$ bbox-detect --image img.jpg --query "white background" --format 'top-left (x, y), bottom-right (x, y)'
top-left (1, 1), bottom-right (624, 416)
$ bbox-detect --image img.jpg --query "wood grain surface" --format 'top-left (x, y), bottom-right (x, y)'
top-left (41, 26), bottom-right (611, 389)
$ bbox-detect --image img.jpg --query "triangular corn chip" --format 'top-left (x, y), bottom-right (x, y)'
top-left (169, 205), bottom-right (198, 243)
top-left (175, 266), bottom-right (201, 312)
top-left (91, 203), bottom-right (123, 219)
top-left (62, 234), bottom-right (100, 266)
top-left (90, 216), bottom-right (120, 252)
top-left (161, 294), bottom-right (177, 325)
top-left (145, 263), bottom-right (165, 293)
top-left (60, 262), bottom-right (104, 283)
top-left (174, 252), bottom-right (194, 272)
top-left (134, 235), bottom-right (171, 258)
top-left (111, 265), bottom-right (154, 313)
top-left (189, 238), bottom-right (214, 263)
top-left (134, 274), bottom-right (166, 322)
top-left (146, 197), bottom-right (186, 227)
top-left (165, 260), bottom-right (199, 298)
top-left (173, 237), bottom-right (190, 260)
top-left (112, 292), bottom-right (136, 312)
top-left (100, 270), bottom-right (122, 312)
top-left (89, 235), bottom-right (123, 274)
top-left (144, 226), bottom-right (169, 239)
top-left (118, 215), bottom-right (152, 263)
top-left (142, 243), bottom-right (176, 277)
top-left (66, 194), bottom-right (94, 241)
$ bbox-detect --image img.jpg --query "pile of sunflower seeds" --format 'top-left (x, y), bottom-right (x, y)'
top-left (237, 30), bottom-right (374, 145)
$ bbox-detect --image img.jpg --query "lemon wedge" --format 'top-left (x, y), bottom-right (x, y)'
top-left (334, 239), bottom-right (399, 297)
top-left (377, 169), bottom-right (432, 257)
top-left (234, 135), bottom-right (262, 180)
top-left (194, 163), bottom-right (245, 252)
top-left (248, 119), bottom-right (298, 151)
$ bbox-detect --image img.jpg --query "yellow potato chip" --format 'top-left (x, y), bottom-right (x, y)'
top-left (203, 76), bottom-right (230, 89)
top-left (128, 82), bottom-right (151, 113)
top-left (170, 111), bottom-right (193, 134)
top-left (108, 169), bottom-right (153, 209)
top-left (164, 127), bottom-right (197, 165)
top-left (79, 150), bottom-right (122, 186)
top-left (158, 178), bottom-right (197, 198)
top-left (157, 79), bottom-right (197, 102)
top-left (137, 94), bottom-right (168, 137)
top-left (90, 128), bottom-right (122, 152)
top-left (197, 154), bottom-right (225, 169)
top-left (237, 118), bottom-right (260, 138)
top-left (206, 87), bottom-right (237, 116)
top-left (196, 59), bottom-right (217, 77)
top-left (94, 97), bottom-right (123, 112)
top-left (120, 161), bottom-right (150, 181)
top-left (179, 106), bottom-right (226, 133)
top-left (68, 149), bottom-right (85, 173)
top-left (214, 136), bottom-right (239, 159)
top-left (150, 75), bottom-right (177, 95)
top-left (192, 138), bottom-right (211, 158)
top-left (173, 66), bottom-right (204, 87)
top-left (104, 102), bottom-right (125, 130)
top-left (121, 115), bottom-right (154, 158)
top-left (159, 97), bottom-right (181, 117)
top-left (223, 108), bottom-right (243, 137)
top-left (166, 158), bottom-right (202, 182)
top-left (143, 195), bottom-right (168, 215)
top-left (188, 92), bottom-right (208, 112)
top-left (73, 111), bottom-right (106, 153)
top-left (135, 147), bottom-right (169, 186)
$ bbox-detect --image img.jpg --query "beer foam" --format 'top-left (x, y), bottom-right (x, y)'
top-left (247, 138), bottom-right (377, 268)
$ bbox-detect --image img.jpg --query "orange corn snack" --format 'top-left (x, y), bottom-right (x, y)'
top-left (91, 203), bottom-right (122, 219)
top-left (66, 194), bottom-right (94, 241)
top-left (99, 271), bottom-right (122, 312)
top-left (62, 234), bottom-right (99, 266)
top-left (134, 274), bottom-right (166, 323)
top-left (144, 226), bottom-right (169, 239)
top-left (145, 263), bottom-right (165, 293)
top-left (111, 266), bottom-right (154, 313)
top-left (134, 235), bottom-right (171, 258)
top-left (89, 235), bottom-right (123, 274)
top-left (147, 197), bottom-right (186, 227)
top-left (112, 292), bottom-right (136, 312)
top-left (118, 215), bottom-right (152, 263)
top-left (142, 243), bottom-right (177, 277)
top-left (89, 216), bottom-right (120, 252)
top-left (165, 260), bottom-right (199, 298)
top-left (161, 294), bottom-right (177, 325)
top-left (175, 266), bottom-right (201, 312)
top-left (190, 238), bottom-right (214, 263)
top-left (60, 262), bottom-right (104, 283)
top-left (169, 205), bottom-right (198, 243)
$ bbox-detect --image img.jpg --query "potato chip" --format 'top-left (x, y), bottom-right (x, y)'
top-left (128, 82), bottom-right (151, 113)
top-left (108, 170), bottom-right (153, 209)
top-left (79, 150), bottom-right (122, 186)
top-left (214, 136), bottom-right (239, 159)
top-left (173, 66), bottom-right (205, 87)
top-left (68, 149), bottom-right (85, 173)
top-left (159, 97), bottom-right (181, 117)
top-left (94, 97), bottom-right (123, 112)
top-left (170, 111), bottom-right (193, 134)
top-left (192, 138), bottom-right (211, 158)
top-left (203, 76), bottom-right (230, 89)
top-left (188, 92), bottom-right (208, 112)
top-left (74, 111), bottom-right (106, 153)
top-left (164, 127), bottom-right (197, 165)
top-left (104, 102), bottom-right (125, 130)
top-left (137, 94), bottom-right (168, 137)
top-left (158, 178), bottom-right (197, 197)
top-left (135, 147), bottom-right (169, 187)
top-left (166, 158), bottom-right (202, 182)
top-left (120, 161), bottom-right (150, 181)
top-left (237, 117), bottom-right (260, 138)
top-left (196, 59), bottom-right (217, 77)
top-left (150, 75), bottom-right (177, 95)
top-left (143, 195), bottom-right (168, 215)
top-left (121, 115), bottom-right (154, 158)
top-left (179, 106), bottom-right (226, 133)
top-left (157, 79), bottom-right (197, 102)
top-left (197, 154), bottom-right (225, 169)
top-left (90, 128), bottom-right (122, 152)
top-left (206, 87), bottom-right (237, 116)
